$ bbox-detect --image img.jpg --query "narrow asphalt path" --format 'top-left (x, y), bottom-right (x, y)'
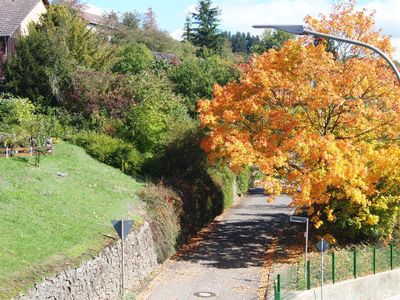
top-left (138, 191), bottom-right (293, 300)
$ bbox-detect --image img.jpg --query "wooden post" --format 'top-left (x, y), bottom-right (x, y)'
top-left (6, 146), bottom-right (8, 158)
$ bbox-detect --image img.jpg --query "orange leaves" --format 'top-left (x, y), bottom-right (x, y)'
top-left (305, 0), bottom-right (393, 58)
top-left (199, 1), bottom-right (400, 234)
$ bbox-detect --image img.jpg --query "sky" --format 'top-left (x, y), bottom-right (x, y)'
top-left (83, 0), bottom-right (400, 59)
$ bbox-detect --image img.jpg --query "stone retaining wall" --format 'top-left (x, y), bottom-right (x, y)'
top-left (17, 222), bottom-right (158, 300)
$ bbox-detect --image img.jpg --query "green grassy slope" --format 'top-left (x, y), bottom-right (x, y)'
top-left (0, 143), bottom-right (143, 297)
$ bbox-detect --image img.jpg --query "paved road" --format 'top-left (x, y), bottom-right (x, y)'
top-left (138, 191), bottom-right (293, 300)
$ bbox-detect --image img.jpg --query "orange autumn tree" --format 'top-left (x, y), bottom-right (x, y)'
top-left (199, 1), bottom-right (400, 241)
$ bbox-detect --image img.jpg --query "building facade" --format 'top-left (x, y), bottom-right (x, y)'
top-left (0, 0), bottom-right (49, 80)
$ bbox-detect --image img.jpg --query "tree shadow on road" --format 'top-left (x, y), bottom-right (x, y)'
top-left (176, 207), bottom-right (292, 269)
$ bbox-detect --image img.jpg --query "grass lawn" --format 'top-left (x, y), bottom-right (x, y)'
top-left (0, 143), bottom-right (143, 298)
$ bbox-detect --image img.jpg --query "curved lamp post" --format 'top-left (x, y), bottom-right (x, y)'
top-left (252, 24), bottom-right (400, 82)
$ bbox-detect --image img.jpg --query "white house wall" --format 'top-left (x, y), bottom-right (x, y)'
top-left (20, 1), bottom-right (47, 36)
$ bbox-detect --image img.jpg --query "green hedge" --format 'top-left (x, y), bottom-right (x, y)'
top-left (208, 166), bottom-right (235, 208)
top-left (142, 129), bottom-right (235, 243)
top-left (72, 132), bottom-right (142, 174)
top-left (237, 166), bottom-right (251, 195)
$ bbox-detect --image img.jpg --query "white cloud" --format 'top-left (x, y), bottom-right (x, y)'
top-left (210, 0), bottom-right (400, 59)
top-left (183, 4), bottom-right (197, 16)
top-left (362, 0), bottom-right (400, 38)
top-left (218, 0), bottom-right (331, 34)
top-left (391, 38), bottom-right (400, 59)
top-left (359, 0), bottom-right (400, 59)
top-left (84, 4), bottom-right (107, 15)
top-left (170, 29), bottom-right (184, 41)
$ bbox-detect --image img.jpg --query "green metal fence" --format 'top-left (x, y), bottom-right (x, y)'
top-left (273, 274), bottom-right (281, 300)
top-left (269, 244), bottom-right (400, 299)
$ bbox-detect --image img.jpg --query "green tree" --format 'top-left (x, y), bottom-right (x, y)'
top-left (112, 43), bottom-right (154, 74)
top-left (122, 11), bottom-right (142, 30)
top-left (169, 55), bottom-right (239, 116)
top-left (124, 72), bottom-right (193, 154)
top-left (5, 5), bottom-right (112, 107)
top-left (230, 32), bottom-right (247, 53)
top-left (183, 16), bottom-right (193, 41)
top-left (184, 0), bottom-right (223, 55)
top-left (251, 29), bottom-right (294, 54)
top-left (0, 94), bottom-right (60, 167)
top-left (0, 94), bottom-right (36, 127)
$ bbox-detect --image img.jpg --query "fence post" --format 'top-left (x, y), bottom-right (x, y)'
top-left (390, 244), bottom-right (394, 270)
top-left (6, 146), bottom-right (8, 158)
top-left (332, 252), bottom-right (335, 284)
top-left (353, 249), bottom-right (357, 279)
top-left (373, 246), bottom-right (376, 274)
top-left (276, 274), bottom-right (281, 300)
top-left (307, 260), bottom-right (311, 290)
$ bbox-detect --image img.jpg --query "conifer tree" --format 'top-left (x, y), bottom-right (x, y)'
top-left (184, 0), bottom-right (223, 55)
top-left (183, 16), bottom-right (193, 41)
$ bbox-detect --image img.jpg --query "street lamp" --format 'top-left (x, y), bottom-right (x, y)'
top-left (252, 24), bottom-right (400, 82)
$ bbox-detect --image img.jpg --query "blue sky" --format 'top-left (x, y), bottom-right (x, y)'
top-left (84, 0), bottom-right (400, 58)
top-left (84, 0), bottom-right (195, 33)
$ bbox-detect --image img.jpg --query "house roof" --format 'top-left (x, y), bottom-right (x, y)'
top-left (80, 11), bottom-right (118, 30)
top-left (153, 52), bottom-right (181, 65)
top-left (0, 0), bottom-right (49, 37)
top-left (80, 11), bottom-right (105, 26)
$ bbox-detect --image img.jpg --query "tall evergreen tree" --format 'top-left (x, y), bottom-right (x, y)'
top-left (184, 0), bottom-right (223, 55)
top-left (251, 30), bottom-right (294, 54)
top-left (223, 31), bottom-right (261, 55)
top-left (183, 16), bottom-right (193, 41)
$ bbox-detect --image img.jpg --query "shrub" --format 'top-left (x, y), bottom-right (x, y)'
top-left (73, 132), bottom-right (142, 174)
top-left (237, 166), bottom-right (251, 195)
top-left (208, 166), bottom-right (236, 208)
top-left (0, 94), bottom-right (36, 126)
top-left (112, 43), bottom-right (154, 74)
top-left (143, 128), bottom-right (235, 236)
top-left (0, 95), bottom-right (62, 150)
top-left (123, 72), bottom-right (194, 154)
top-left (64, 70), bottom-right (137, 118)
